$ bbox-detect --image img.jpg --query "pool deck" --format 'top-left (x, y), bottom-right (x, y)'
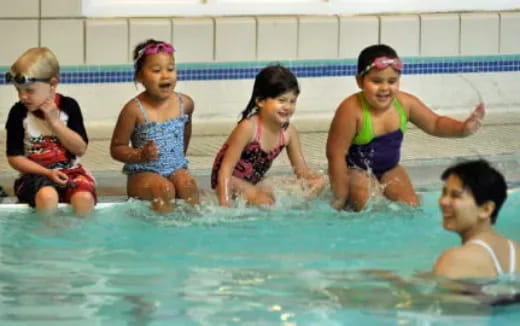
top-left (1, 111), bottom-right (520, 199)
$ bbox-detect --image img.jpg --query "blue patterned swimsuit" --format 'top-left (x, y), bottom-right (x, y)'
top-left (123, 93), bottom-right (189, 177)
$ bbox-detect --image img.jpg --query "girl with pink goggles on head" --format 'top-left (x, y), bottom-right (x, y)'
top-left (327, 43), bottom-right (485, 212)
top-left (359, 56), bottom-right (403, 77)
top-left (135, 42), bottom-right (175, 62)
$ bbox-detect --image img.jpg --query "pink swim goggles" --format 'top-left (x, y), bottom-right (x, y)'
top-left (359, 56), bottom-right (403, 76)
top-left (135, 42), bottom-right (175, 62)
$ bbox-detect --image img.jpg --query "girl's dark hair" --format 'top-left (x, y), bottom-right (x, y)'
top-left (357, 44), bottom-right (399, 76)
top-left (441, 159), bottom-right (507, 224)
top-left (133, 39), bottom-right (165, 81)
top-left (239, 64), bottom-right (300, 122)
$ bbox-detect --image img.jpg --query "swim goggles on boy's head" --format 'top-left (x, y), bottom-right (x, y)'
top-left (359, 56), bottom-right (403, 76)
top-left (4, 72), bottom-right (50, 84)
top-left (135, 42), bottom-right (175, 62)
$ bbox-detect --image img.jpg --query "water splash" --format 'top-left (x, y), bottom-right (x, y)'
top-left (459, 74), bottom-right (484, 104)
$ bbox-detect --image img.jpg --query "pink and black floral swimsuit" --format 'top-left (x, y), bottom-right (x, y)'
top-left (211, 117), bottom-right (286, 189)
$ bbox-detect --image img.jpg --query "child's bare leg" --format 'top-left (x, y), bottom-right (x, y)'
top-left (380, 165), bottom-right (419, 206)
top-left (230, 177), bottom-right (275, 206)
top-left (128, 172), bottom-right (175, 212)
top-left (347, 168), bottom-right (377, 211)
top-left (169, 169), bottom-right (200, 205)
top-left (35, 186), bottom-right (59, 214)
top-left (70, 191), bottom-right (96, 217)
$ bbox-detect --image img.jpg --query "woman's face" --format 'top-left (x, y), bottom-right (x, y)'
top-left (438, 174), bottom-right (482, 234)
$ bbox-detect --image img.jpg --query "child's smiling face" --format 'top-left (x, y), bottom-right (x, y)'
top-left (357, 66), bottom-right (401, 111)
top-left (137, 52), bottom-right (177, 100)
top-left (256, 90), bottom-right (298, 126)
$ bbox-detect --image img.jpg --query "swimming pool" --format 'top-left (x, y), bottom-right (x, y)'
top-left (1, 164), bottom-right (520, 325)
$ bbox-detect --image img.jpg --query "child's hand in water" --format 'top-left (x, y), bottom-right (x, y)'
top-left (303, 175), bottom-right (326, 198)
top-left (140, 140), bottom-right (159, 162)
top-left (462, 103), bottom-right (485, 136)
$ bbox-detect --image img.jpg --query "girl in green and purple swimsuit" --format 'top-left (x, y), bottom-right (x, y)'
top-left (327, 44), bottom-right (485, 212)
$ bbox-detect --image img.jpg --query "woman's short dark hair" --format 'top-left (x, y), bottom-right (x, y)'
top-left (441, 159), bottom-right (507, 224)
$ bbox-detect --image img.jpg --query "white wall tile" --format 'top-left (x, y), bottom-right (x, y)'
top-left (380, 15), bottom-right (420, 56)
top-left (129, 19), bottom-right (171, 61)
top-left (215, 17), bottom-right (256, 62)
top-left (0, 0), bottom-right (38, 18)
top-left (0, 20), bottom-right (38, 65)
top-left (41, 0), bottom-right (82, 17)
top-left (339, 16), bottom-right (379, 59)
top-left (86, 20), bottom-right (129, 65)
top-left (41, 19), bottom-right (84, 65)
top-left (298, 16), bottom-right (338, 59)
top-left (420, 14), bottom-right (459, 56)
top-left (257, 16), bottom-right (298, 61)
top-left (460, 13), bottom-right (499, 55)
top-left (500, 12), bottom-right (520, 54)
top-left (172, 18), bottom-right (214, 63)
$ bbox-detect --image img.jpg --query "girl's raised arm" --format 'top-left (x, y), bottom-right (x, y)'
top-left (404, 91), bottom-right (484, 137)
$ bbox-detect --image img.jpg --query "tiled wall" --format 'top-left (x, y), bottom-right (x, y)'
top-left (1, 1), bottom-right (520, 137)
top-left (1, 2), bottom-right (520, 64)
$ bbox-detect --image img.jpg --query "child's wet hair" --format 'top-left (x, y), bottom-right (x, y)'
top-left (133, 38), bottom-right (173, 81)
top-left (357, 44), bottom-right (399, 76)
top-left (10, 47), bottom-right (60, 80)
top-left (239, 64), bottom-right (300, 122)
top-left (441, 159), bottom-right (507, 224)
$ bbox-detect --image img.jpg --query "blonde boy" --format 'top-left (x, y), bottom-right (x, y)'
top-left (5, 47), bottom-right (96, 216)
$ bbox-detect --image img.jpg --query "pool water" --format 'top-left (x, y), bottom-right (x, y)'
top-left (0, 188), bottom-right (519, 325)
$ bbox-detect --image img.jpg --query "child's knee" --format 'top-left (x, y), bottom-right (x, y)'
top-left (348, 190), bottom-right (369, 211)
top-left (34, 186), bottom-right (59, 209)
top-left (178, 176), bottom-right (199, 194)
top-left (71, 191), bottom-right (96, 205)
top-left (70, 191), bottom-right (96, 216)
top-left (35, 186), bottom-right (59, 203)
top-left (152, 181), bottom-right (175, 200)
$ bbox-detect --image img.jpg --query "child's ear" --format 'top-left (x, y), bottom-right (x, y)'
top-left (135, 71), bottom-right (144, 84)
top-left (356, 75), bottom-right (363, 89)
top-left (255, 97), bottom-right (264, 108)
top-left (49, 77), bottom-right (58, 89)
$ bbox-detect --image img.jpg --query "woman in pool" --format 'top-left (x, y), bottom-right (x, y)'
top-left (326, 44), bottom-right (485, 211)
top-left (434, 159), bottom-right (520, 280)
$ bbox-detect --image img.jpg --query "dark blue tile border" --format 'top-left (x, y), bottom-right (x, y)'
top-left (1, 57), bottom-right (519, 85)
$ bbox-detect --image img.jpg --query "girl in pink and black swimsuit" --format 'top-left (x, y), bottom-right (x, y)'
top-left (211, 65), bottom-right (324, 207)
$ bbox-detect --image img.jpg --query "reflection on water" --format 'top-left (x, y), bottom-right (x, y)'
top-left (0, 188), bottom-right (519, 325)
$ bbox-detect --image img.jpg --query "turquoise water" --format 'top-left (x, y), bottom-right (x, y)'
top-left (0, 189), bottom-right (519, 325)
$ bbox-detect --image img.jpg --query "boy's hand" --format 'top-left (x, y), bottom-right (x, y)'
top-left (48, 169), bottom-right (68, 187)
top-left (462, 103), bottom-right (485, 136)
top-left (140, 140), bottom-right (159, 162)
top-left (39, 97), bottom-right (60, 124)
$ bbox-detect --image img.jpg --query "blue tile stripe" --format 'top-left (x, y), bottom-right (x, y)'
top-left (1, 56), bottom-right (520, 85)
